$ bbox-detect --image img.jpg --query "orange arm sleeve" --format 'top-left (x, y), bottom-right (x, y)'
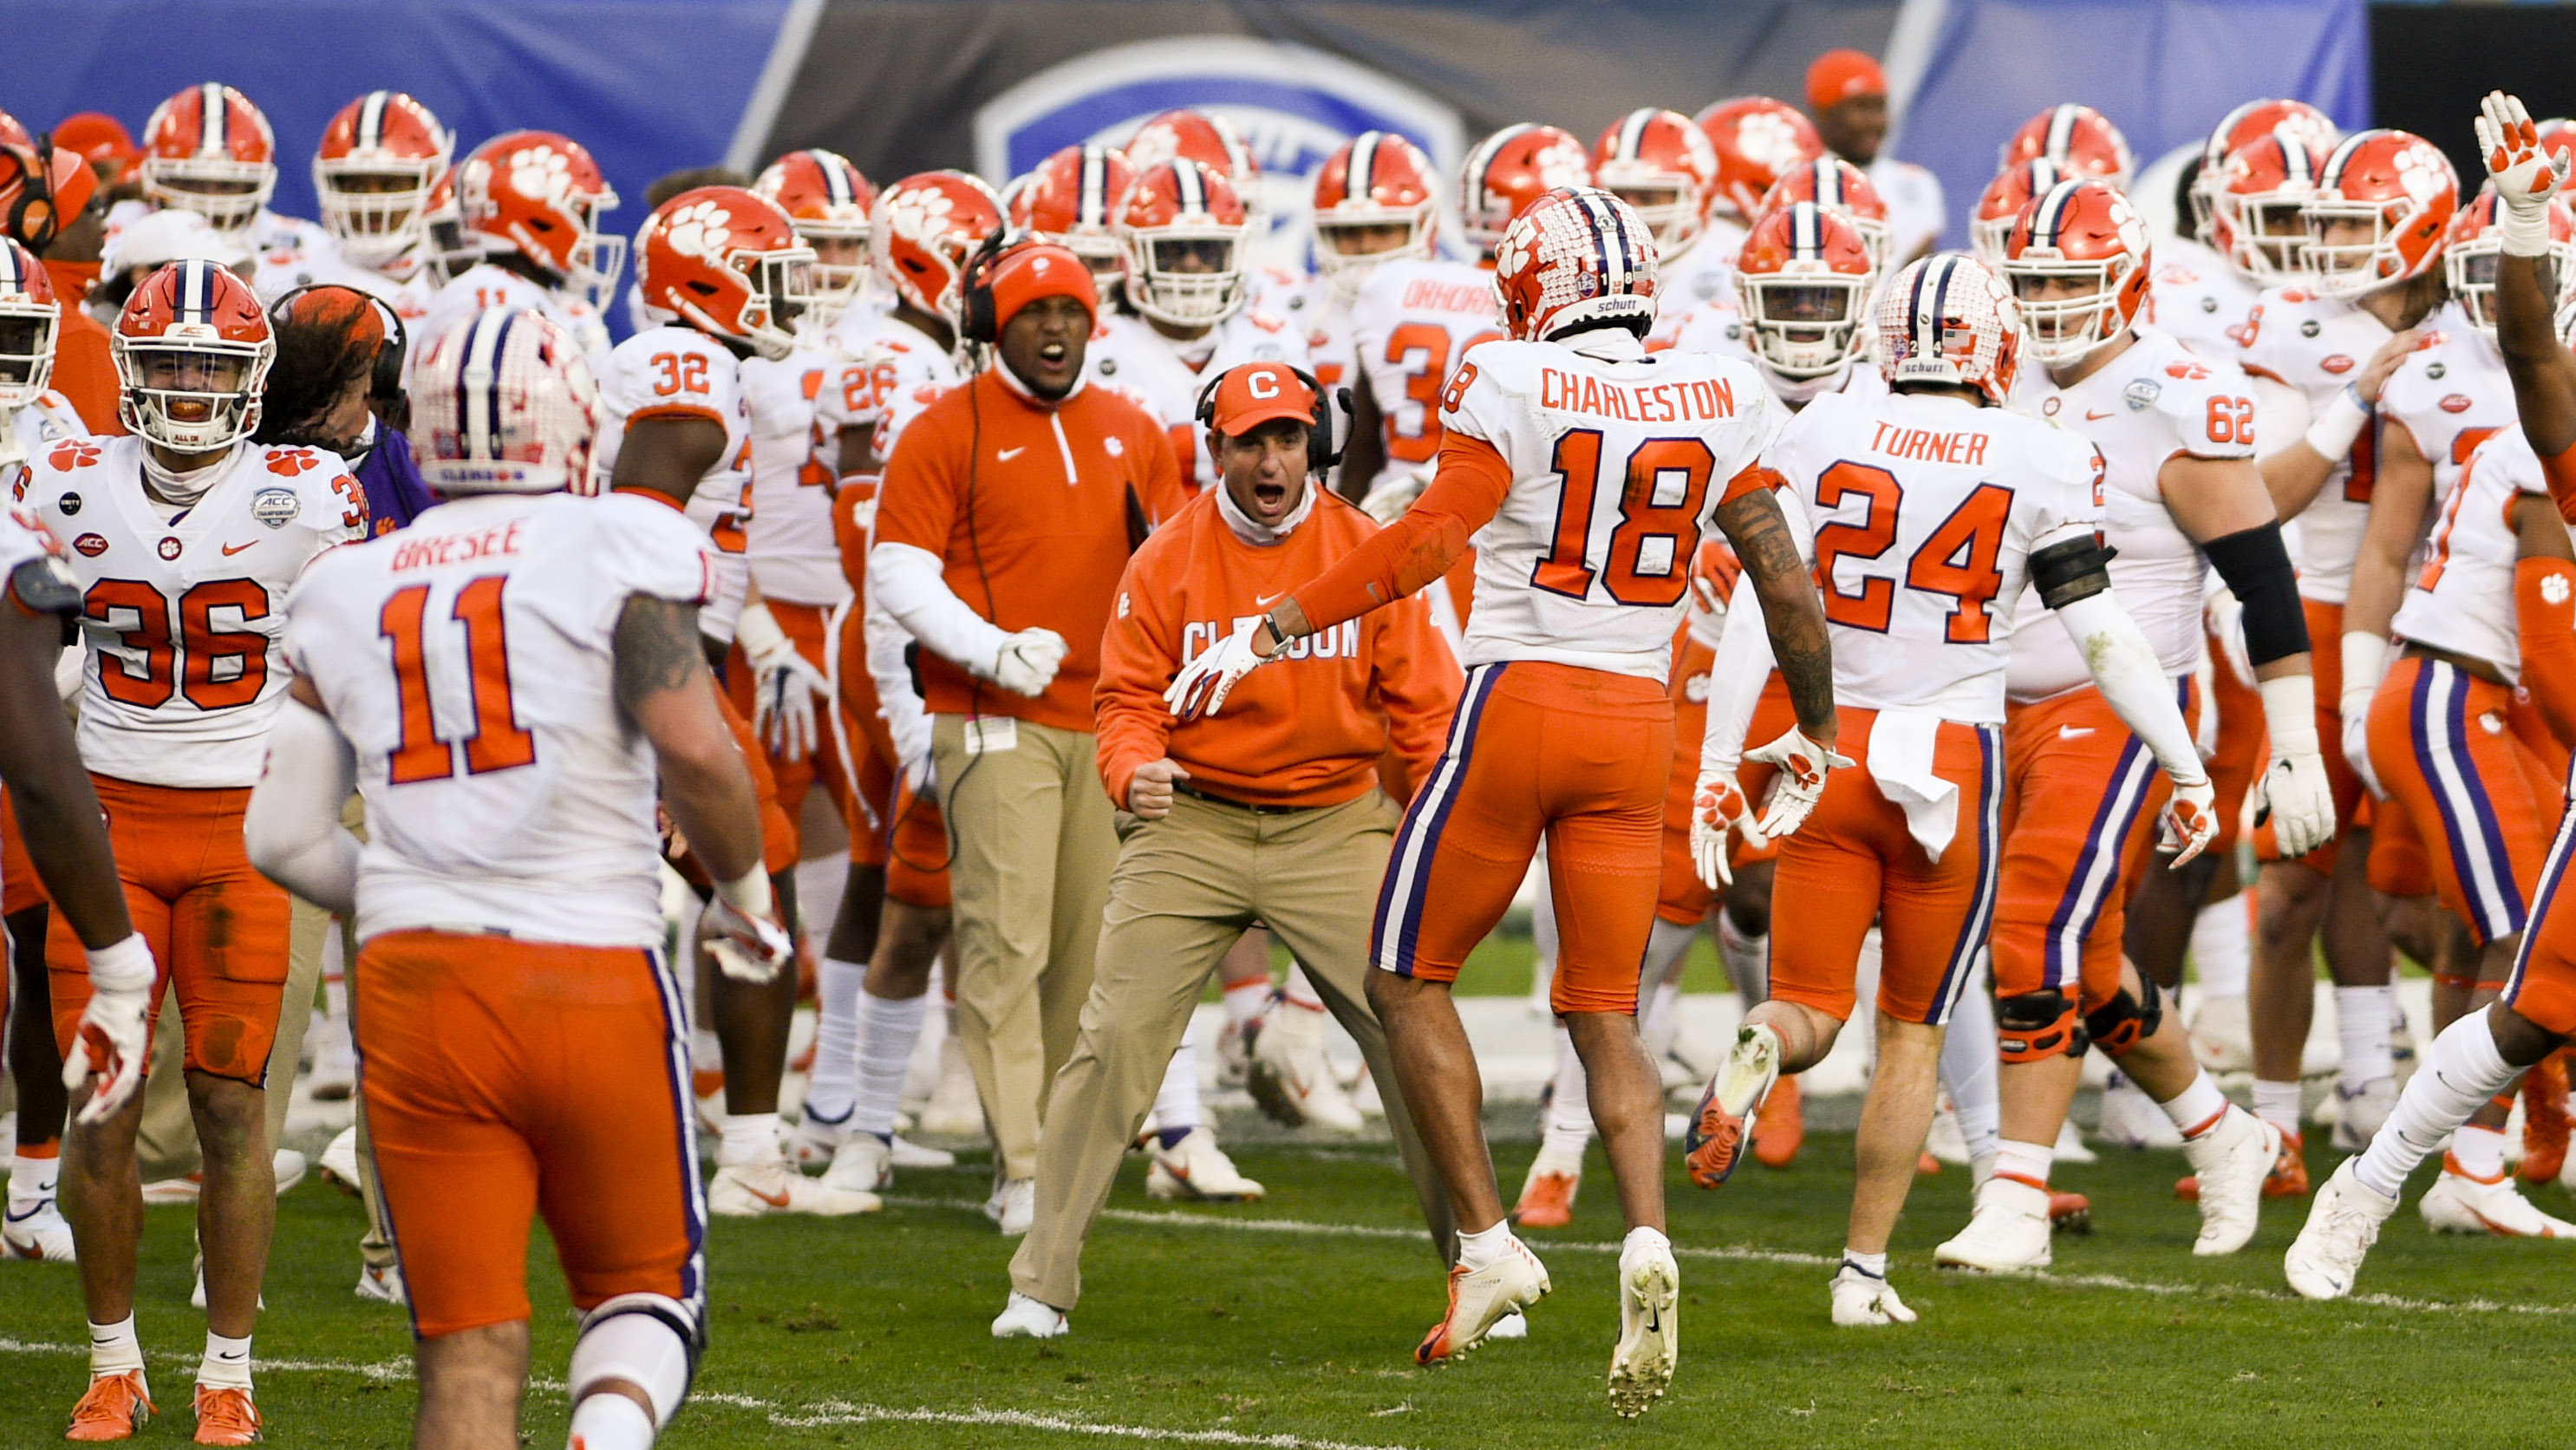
top-left (1091, 557), bottom-right (1178, 811)
top-left (1371, 595), bottom-right (1466, 799)
top-left (2544, 441), bottom-right (2576, 526)
top-left (1291, 431), bottom-right (1513, 632)
top-left (2517, 557), bottom-right (2576, 749)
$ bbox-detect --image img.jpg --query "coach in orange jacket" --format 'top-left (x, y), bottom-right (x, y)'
top-left (997, 362), bottom-right (1463, 1336)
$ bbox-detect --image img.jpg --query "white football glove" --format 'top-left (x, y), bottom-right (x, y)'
top-left (2479, 91), bottom-right (2565, 253)
top-left (749, 640), bottom-right (831, 763)
top-left (1359, 472), bottom-right (1429, 526)
top-left (62, 935), bottom-right (156, 1125)
top-left (2157, 774), bottom-right (2219, 868)
top-left (1689, 771), bottom-right (1765, 889)
top-left (1744, 725), bottom-right (1855, 840)
top-left (992, 628), bottom-right (1069, 697)
top-left (1164, 616), bottom-right (1275, 722)
top-left (2339, 695), bottom-right (2384, 799)
top-left (2258, 751), bottom-right (2338, 859)
top-left (704, 898), bottom-right (794, 983)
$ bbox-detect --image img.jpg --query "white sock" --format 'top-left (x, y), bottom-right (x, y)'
top-left (2253, 1080), bottom-right (2304, 1139)
top-left (198, 1331), bottom-right (252, 1390)
top-left (1717, 911), bottom-right (1769, 1002)
top-left (1456, 1220), bottom-right (1511, 1270)
top-left (851, 990), bottom-right (928, 1140)
top-left (802, 957), bottom-right (867, 1127)
top-left (1281, 963), bottom-right (1326, 1012)
top-left (1541, 1027), bottom-right (1593, 1163)
top-left (566, 1391), bottom-right (657, 1450)
top-left (2353, 1010), bottom-right (2521, 1199)
top-left (2336, 984), bottom-right (2397, 1092)
top-left (1152, 1031), bottom-right (1203, 1138)
top-left (719, 1113), bottom-right (779, 1167)
top-left (2189, 897), bottom-right (2252, 999)
top-left (1840, 1248), bottom-right (1888, 1278)
top-left (1222, 977), bottom-right (1271, 1029)
top-left (10, 1151), bottom-right (60, 1206)
top-left (1992, 1136), bottom-right (2052, 1189)
top-left (689, 1026), bottom-right (722, 1081)
top-left (2156, 1068), bottom-right (2230, 1137)
top-left (1940, 961), bottom-right (2001, 1165)
top-left (88, 1316), bottom-right (142, 1377)
top-left (2452, 1122), bottom-right (2510, 1181)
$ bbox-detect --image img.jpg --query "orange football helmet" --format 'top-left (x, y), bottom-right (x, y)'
top-left (418, 165), bottom-right (484, 286)
top-left (139, 83), bottom-right (277, 232)
top-left (457, 131), bottom-right (624, 298)
top-left (1008, 144), bottom-right (1131, 287)
top-left (1590, 108), bottom-right (1721, 256)
top-left (1494, 186), bottom-right (1658, 343)
top-left (0, 238), bottom-right (57, 410)
top-left (2210, 133), bottom-right (2325, 283)
top-left (636, 186), bottom-right (815, 361)
top-left (1692, 97), bottom-right (1825, 225)
top-left (2001, 179), bottom-right (2150, 366)
top-left (1876, 252), bottom-right (2020, 403)
top-left (1972, 159), bottom-right (2066, 266)
top-left (2188, 98), bottom-right (2338, 242)
top-left (314, 91), bottom-right (453, 270)
top-left (2444, 188), bottom-right (2576, 338)
top-left (2302, 128), bottom-right (2458, 299)
top-left (1457, 124), bottom-right (1593, 255)
top-left (1118, 159), bottom-right (1250, 327)
top-left (0, 108), bottom-right (96, 253)
top-left (754, 148), bottom-right (876, 303)
top-left (1309, 131), bottom-right (1438, 285)
top-left (1734, 201), bottom-right (1873, 379)
top-left (871, 170), bottom-right (1002, 321)
top-left (1125, 109), bottom-right (1259, 190)
top-left (112, 258), bottom-right (274, 451)
top-left (1999, 104), bottom-right (2135, 190)
top-left (1757, 157), bottom-right (1890, 271)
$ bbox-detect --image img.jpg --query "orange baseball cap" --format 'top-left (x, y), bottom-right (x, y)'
top-left (1204, 362), bottom-right (1320, 436)
top-left (1806, 49), bottom-right (1888, 111)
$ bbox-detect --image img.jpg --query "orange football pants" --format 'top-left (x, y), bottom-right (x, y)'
top-left (1374, 661), bottom-right (1668, 1015)
top-left (1767, 707), bottom-right (1999, 1025)
top-left (355, 930), bottom-right (704, 1338)
top-left (1656, 673), bottom-right (1792, 927)
top-left (45, 775), bottom-right (290, 1084)
top-left (2258, 598), bottom-right (2370, 870)
top-left (831, 597), bottom-right (952, 907)
top-left (2366, 657), bottom-right (2555, 948)
top-left (1990, 681), bottom-right (2194, 1013)
top-left (726, 598), bottom-right (854, 862)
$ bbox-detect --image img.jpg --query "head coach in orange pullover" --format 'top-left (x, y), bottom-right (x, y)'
top-left (993, 362), bottom-right (1464, 1337)
top-left (869, 243), bottom-right (1189, 1218)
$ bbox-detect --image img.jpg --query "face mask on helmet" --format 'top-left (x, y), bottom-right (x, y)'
top-left (115, 341), bottom-right (271, 453)
top-left (739, 247), bottom-right (818, 357)
top-left (1741, 277), bottom-right (1865, 377)
top-left (319, 167), bottom-right (437, 265)
top-left (2005, 260), bottom-right (2132, 364)
top-left (0, 308), bottom-right (56, 408)
top-left (1125, 232), bottom-right (1244, 326)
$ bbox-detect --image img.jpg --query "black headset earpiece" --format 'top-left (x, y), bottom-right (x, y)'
top-left (957, 227), bottom-right (1013, 346)
top-left (6, 136), bottom-right (60, 254)
top-left (267, 283), bottom-right (411, 408)
top-left (1195, 362), bottom-right (1348, 480)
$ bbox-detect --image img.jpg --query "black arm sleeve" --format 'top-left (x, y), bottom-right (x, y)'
top-left (2029, 534), bottom-right (2113, 611)
top-left (2202, 521), bottom-right (2309, 666)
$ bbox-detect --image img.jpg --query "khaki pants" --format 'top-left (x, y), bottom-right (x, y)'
top-left (933, 715), bottom-right (1117, 1180)
top-left (136, 893), bottom-right (327, 1182)
top-left (1011, 788), bottom-right (1458, 1310)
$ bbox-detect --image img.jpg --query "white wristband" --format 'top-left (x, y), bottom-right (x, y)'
top-left (715, 867), bottom-right (773, 919)
top-left (2338, 631), bottom-right (2388, 719)
top-left (2259, 673), bottom-right (2322, 757)
top-left (2303, 387), bottom-right (2370, 464)
top-left (2498, 194), bottom-right (2554, 258)
top-left (86, 933), bottom-right (155, 993)
top-left (733, 600), bottom-right (787, 661)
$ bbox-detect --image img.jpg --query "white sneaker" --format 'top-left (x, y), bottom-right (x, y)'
top-left (2097, 1074), bottom-right (2183, 1150)
top-left (1683, 1024), bottom-right (1781, 1189)
top-left (2188, 995), bottom-right (2253, 1074)
top-left (1415, 1235), bottom-right (1550, 1363)
top-left (1215, 1013), bottom-right (1259, 1089)
top-left (2419, 1160), bottom-right (2576, 1237)
top-left (708, 1153), bottom-right (879, 1217)
top-left (987, 1177), bottom-right (1035, 1237)
top-left (1607, 1231), bottom-right (1679, 1418)
top-left (1829, 1262), bottom-right (1918, 1327)
top-left (140, 1174), bottom-right (201, 1206)
top-left (1923, 1101), bottom-right (1972, 1166)
top-left (1935, 1176), bottom-right (2053, 1271)
top-left (918, 1037), bottom-right (985, 1138)
top-left (992, 1290), bottom-right (1068, 1338)
top-left (786, 1110), bottom-right (849, 1169)
top-left (2178, 1106), bottom-right (2278, 1257)
top-left (1145, 1127), bottom-right (1265, 1201)
top-left (825, 1134), bottom-right (892, 1194)
top-left (355, 1261), bottom-right (406, 1305)
top-left (1248, 1004), bottom-right (1364, 1133)
top-left (2285, 1159), bottom-right (2398, 1299)
top-left (3, 1193), bottom-right (75, 1261)
top-left (2052, 1118), bottom-right (2097, 1165)
top-left (317, 1126), bottom-right (362, 1194)
top-left (2330, 1078), bottom-right (2399, 1153)
top-left (888, 1133), bottom-right (955, 1170)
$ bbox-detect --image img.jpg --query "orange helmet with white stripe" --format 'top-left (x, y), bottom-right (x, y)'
top-left (1735, 201), bottom-right (1874, 379)
top-left (1999, 104), bottom-right (2135, 191)
top-left (1117, 159), bottom-right (1250, 328)
top-left (754, 148), bottom-right (877, 303)
top-left (2188, 98), bottom-right (2338, 243)
top-left (1008, 144), bottom-right (1132, 287)
top-left (1973, 159), bottom-right (2066, 267)
top-left (1590, 108), bottom-right (1720, 256)
top-left (314, 91), bottom-right (453, 269)
top-left (112, 258), bottom-right (275, 451)
top-left (140, 83), bottom-right (277, 232)
top-left (1456, 124), bottom-right (1592, 255)
top-left (2001, 179), bottom-right (2151, 366)
top-left (1692, 97), bottom-right (1825, 226)
top-left (1309, 131), bottom-right (1438, 286)
top-left (2211, 133), bottom-right (2326, 283)
top-left (1757, 157), bottom-right (1891, 271)
top-left (2302, 128), bottom-right (2458, 299)
top-left (0, 238), bottom-right (57, 410)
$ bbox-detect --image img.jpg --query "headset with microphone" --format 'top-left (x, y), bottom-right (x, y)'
top-left (1194, 362), bottom-right (1351, 480)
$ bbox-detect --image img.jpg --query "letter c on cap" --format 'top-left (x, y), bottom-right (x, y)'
top-left (1248, 369), bottom-right (1279, 399)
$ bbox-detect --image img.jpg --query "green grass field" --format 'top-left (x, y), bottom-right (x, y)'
top-left (4, 1120), bottom-right (2571, 1450)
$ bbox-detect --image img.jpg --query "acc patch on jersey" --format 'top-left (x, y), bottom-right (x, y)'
top-left (251, 487), bottom-right (301, 528)
top-left (2123, 379), bottom-right (2162, 411)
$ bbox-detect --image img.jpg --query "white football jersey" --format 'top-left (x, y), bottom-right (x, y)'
top-left (1347, 258), bottom-right (1504, 498)
top-left (1665, 296), bottom-right (1888, 410)
top-left (2143, 235), bottom-right (2258, 358)
top-left (593, 324), bottom-right (755, 641)
top-left (1439, 329), bottom-right (1778, 680)
top-left (1084, 306), bottom-right (1308, 493)
top-left (282, 491), bottom-right (718, 947)
top-left (1270, 273), bottom-right (1359, 393)
top-left (2394, 426), bottom-right (2551, 679)
top-left (812, 311), bottom-right (960, 474)
top-left (29, 435), bottom-right (366, 787)
top-left (1647, 225), bottom-right (1744, 349)
top-left (1866, 156), bottom-right (1946, 264)
top-left (2007, 330), bottom-right (2252, 700)
top-left (1772, 388), bottom-right (2103, 722)
top-left (5, 390), bottom-right (89, 487)
top-left (2237, 284), bottom-right (2397, 604)
top-left (2378, 305), bottom-right (2514, 511)
top-left (421, 262), bottom-right (611, 368)
top-left (738, 346), bottom-right (847, 607)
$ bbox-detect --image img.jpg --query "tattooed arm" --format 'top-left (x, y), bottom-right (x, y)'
top-left (1714, 485), bottom-right (1837, 748)
top-left (616, 593), bottom-right (766, 885)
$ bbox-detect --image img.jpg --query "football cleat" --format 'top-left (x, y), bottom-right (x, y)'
top-left (1829, 1261), bottom-right (1918, 1327)
top-left (890, 1133), bottom-right (956, 1170)
top-left (3, 1192), bottom-right (75, 1262)
top-left (1248, 1003), bottom-right (1365, 1133)
top-left (2178, 1127), bottom-right (2309, 1201)
top-left (355, 1261), bottom-right (406, 1305)
top-left (66, 1371), bottom-right (153, 1442)
top-left (1684, 1024), bottom-right (1781, 1189)
top-left (2284, 1159), bottom-right (2397, 1299)
top-left (2419, 1156), bottom-right (2576, 1238)
top-left (1415, 1235), bottom-right (1550, 1365)
top-left (991, 1290), bottom-right (1069, 1339)
top-left (2188, 994), bottom-right (2254, 1074)
top-left (1145, 1127), bottom-right (1265, 1202)
top-left (786, 1109), bottom-right (849, 1170)
top-left (2522, 1051), bottom-right (2571, 1185)
top-left (2095, 1073), bottom-right (2183, 1150)
top-left (1514, 1153), bottom-right (1581, 1229)
top-left (1214, 1014), bottom-right (1257, 1089)
top-left (2330, 1077), bottom-right (2398, 1153)
top-left (2177, 1106), bottom-right (2279, 1256)
top-left (708, 1154), bottom-right (879, 1217)
top-left (316, 1126), bottom-right (362, 1194)
top-left (1922, 1100), bottom-right (1973, 1166)
top-left (917, 1036), bottom-right (985, 1138)
top-left (1607, 1233), bottom-right (1679, 1418)
top-left (191, 1384), bottom-right (260, 1446)
top-left (1935, 1176), bottom-right (2052, 1271)
top-left (824, 1133), bottom-right (893, 1194)
top-left (1751, 1073), bottom-right (1804, 1168)
top-left (2052, 1118), bottom-right (2097, 1165)
top-left (988, 1177), bottom-right (1035, 1237)
top-left (2048, 1192), bottom-right (2092, 1236)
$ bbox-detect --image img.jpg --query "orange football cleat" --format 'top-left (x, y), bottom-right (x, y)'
top-left (1752, 1074), bottom-right (1804, 1167)
top-left (2177, 1128), bottom-right (2309, 1201)
top-left (1917, 1153), bottom-right (1941, 1174)
top-left (2521, 1051), bottom-right (2570, 1185)
top-left (65, 1371), bottom-right (153, 1441)
top-left (192, 1384), bottom-right (260, 1446)
top-left (2048, 1191), bottom-right (2092, 1235)
top-left (1513, 1170), bottom-right (1578, 1229)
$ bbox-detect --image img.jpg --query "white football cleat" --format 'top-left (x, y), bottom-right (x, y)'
top-left (1247, 1003), bottom-right (1365, 1133)
top-left (988, 1177), bottom-right (1035, 1237)
top-left (1214, 1014), bottom-right (1258, 1089)
top-left (1923, 1101), bottom-right (1972, 1166)
top-left (2419, 1158), bottom-right (2576, 1237)
top-left (825, 1134), bottom-right (892, 1194)
top-left (1415, 1234), bottom-right (1550, 1364)
top-left (1607, 1231), bottom-right (1679, 1418)
top-left (3, 1193), bottom-right (75, 1262)
top-left (709, 1153), bottom-right (879, 1217)
top-left (2052, 1118), bottom-right (2097, 1165)
top-left (2096, 1073), bottom-right (2183, 1150)
top-left (992, 1290), bottom-right (1068, 1339)
top-left (1935, 1176), bottom-right (2053, 1271)
top-left (2179, 1106), bottom-right (2279, 1256)
top-left (1829, 1262), bottom-right (1918, 1327)
top-left (317, 1125), bottom-right (362, 1194)
top-left (2285, 1159), bottom-right (2398, 1299)
top-left (2188, 994), bottom-right (2253, 1074)
top-left (786, 1110), bottom-right (849, 1170)
top-left (1486, 1310), bottom-right (1529, 1341)
top-left (355, 1261), bottom-right (406, 1305)
top-left (889, 1133), bottom-right (955, 1169)
top-left (917, 1036), bottom-right (985, 1139)
top-left (2330, 1078), bottom-right (2399, 1153)
top-left (1145, 1127), bottom-right (1264, 1201)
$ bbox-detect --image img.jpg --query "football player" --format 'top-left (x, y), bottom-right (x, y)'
top-left (2159, 101), bottom-right (2339, 356)
top-left (1592, 108), bottom-right (1731, 330)
top-left (754, 148), bottom-right (875, 331)
top-left (269, 90), bottom-right (452, 317)
top-left (1804, 51), bottom-right (1944, 265)
top-left (420, 131), bottom-right (619, 364)
top-left (134, 84), bottom-right (329, 265)
top-left (29, 258), bottom-right (367, 1443)
top-left (249, 303), bottom-right (782, 1450)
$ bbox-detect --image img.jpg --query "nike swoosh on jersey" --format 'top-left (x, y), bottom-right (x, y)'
top-left (1255, 591), bottom-right (1284, 606)
top-left (2059, 725), bottom-right (2095, 739)
top-left (997, 446), bottom-right (1027, 461)
top-left (2086, 409), bottom-right (2114, 420)
top-left (221, 541), bottom-right (258, 556)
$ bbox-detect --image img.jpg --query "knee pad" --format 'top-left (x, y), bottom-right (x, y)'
top-left (2083, 976), bottom-right (2164, 1059)
top-left (571, 1295), bottom-right (701, 1427)
top-left (1996, 990), bottom-right (2084, 1063)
